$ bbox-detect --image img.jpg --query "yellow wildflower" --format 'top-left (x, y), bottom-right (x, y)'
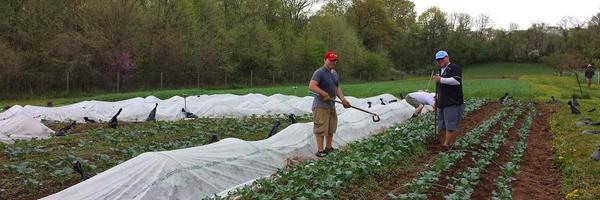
top-left (566, 189), bottom-right (579, 199)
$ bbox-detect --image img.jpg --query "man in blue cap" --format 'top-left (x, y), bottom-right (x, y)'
top-left (432, 50), bottom-right (464, 150)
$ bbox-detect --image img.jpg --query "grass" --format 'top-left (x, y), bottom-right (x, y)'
top-left (550, 101), bottom-right (600, 200)
top-left (463, 62), bottom-right (555, 78)
top-left (521, 75), bottom-right (600, 100)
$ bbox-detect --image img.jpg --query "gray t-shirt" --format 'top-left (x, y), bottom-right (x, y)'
top-left (311, 67), bottom-right (339, 110)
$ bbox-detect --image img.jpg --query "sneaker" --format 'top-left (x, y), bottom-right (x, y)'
top-left (324, 147), bottom-right (335, 154)
top-left (442, 145), bottom-right (450, 152)
top-left (315, 150), bottom-right (326, 157)
top-left (441, 145), bottom-right (451, 152)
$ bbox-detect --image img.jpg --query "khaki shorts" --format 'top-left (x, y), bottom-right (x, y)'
top-left (313, 107), bottom-right (337, 136)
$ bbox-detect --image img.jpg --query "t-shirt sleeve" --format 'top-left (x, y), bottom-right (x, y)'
top-left (311, 70), bottom-right (321, 83)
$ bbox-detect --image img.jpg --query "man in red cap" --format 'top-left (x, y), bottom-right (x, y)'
top-left (308, 51), bottom-right (351, 157)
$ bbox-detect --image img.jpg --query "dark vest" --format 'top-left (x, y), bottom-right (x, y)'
top-left (437, 63), bottom-right (464, 108)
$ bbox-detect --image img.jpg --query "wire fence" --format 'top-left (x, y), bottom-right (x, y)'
top-left (0, 68), bottom-right (433, 99)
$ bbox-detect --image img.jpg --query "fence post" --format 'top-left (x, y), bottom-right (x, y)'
top-left (66, 71), bottom-right (70, 93)
top-left (197, 72), bottom-right (200, 88)
top-left (250, 70), bottom-right (253, 88)
top-left (116, 72), bottom-right (120, 92)
top-left (160, 72), bottom-right (164, 89)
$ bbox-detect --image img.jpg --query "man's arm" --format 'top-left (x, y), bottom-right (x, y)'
top-left (337, 86), bottom-right (351, 108)
top-left (309, 80), bottom-right (328, 97)
top-left (336, 86), bottom-right (348, 102)
top-left (440, 66), bottom-right (462, 85)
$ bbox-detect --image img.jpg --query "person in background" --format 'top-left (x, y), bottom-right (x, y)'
top-left (405, 90), bottom-right (435, 115)
top-left (585, 63), bottom-right (595, 87)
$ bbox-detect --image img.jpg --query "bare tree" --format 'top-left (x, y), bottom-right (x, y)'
top-left (558, 16), bottom-right (584, 29)
top-left (589, 12), bottom-right (600, 26)
top-left (283, 0), bottom-right (316, 29)
top-left (474, 13), bottom-right (493, 39)
top-left (448, 12), bottom-right (472, 31)
top-left (509, 22), bottom-right (519, 31)
top-left (474, 13), bottom-right (493, 32)
top-left (456, 12), bottom-right (472, 32)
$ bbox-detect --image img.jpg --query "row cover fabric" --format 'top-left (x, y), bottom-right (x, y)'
top-left (0, 114), bottom-right (54, 144)
top-left (42, 94), bottom-right (415, 200)
top-left (0, 93), bottom-right (403, 144)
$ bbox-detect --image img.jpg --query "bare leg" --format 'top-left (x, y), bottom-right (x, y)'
top-left (316, 136), bottom-right (324, 151)
top-left (415, 104), bottom-right (424, 114)
top-left (444, 130), bottom-right (456, 146)
top-left (439, 129), bottom-right (446, 145)
top-left (325, 134), bottom-right (334, 149)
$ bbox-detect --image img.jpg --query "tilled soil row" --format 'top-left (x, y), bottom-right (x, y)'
top-left (470, 107), bottom-right (531, 199)
top-left (426, 104), bottom-right (523, 199)
top-left (336, 103), bottom-right (502, 199)
top-left (511, 104), bottom-right (562, 199)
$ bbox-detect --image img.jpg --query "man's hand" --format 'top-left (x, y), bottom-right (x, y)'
top-left (321, 94), bottom-right (333, 102)
top-left (341, 99), bottom-right (351, 108)
top-left (433, 75), bottom-right (441, 83)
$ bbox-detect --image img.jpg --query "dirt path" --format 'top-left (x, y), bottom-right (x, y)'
top-left (511, 104), bottom-right (562, 199)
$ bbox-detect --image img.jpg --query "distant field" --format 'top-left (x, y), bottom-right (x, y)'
top-left (463, 62), bottom-right (555, 78)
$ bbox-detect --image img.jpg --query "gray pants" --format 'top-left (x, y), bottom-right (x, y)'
top-left (438, 104), bottom-right (465, 131)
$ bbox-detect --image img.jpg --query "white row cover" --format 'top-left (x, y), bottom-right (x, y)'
top-left (42, 94), bottom-right (416, 200)
top-left (0, 94), bottom-right (403, 144)
top-left (0, 114), bottom-right (54, 144)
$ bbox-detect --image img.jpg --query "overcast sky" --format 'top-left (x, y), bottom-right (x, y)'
top-left (312, 1), bottom-right (600, 30)
top-left (414, 0), bottom-right (600, 29)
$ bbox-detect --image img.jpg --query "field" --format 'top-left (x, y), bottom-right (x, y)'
top-left (1, 63), bottom-right (599, 199)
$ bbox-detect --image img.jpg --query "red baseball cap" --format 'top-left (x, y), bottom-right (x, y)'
top-left (324, 51), bottom-right (337, 61)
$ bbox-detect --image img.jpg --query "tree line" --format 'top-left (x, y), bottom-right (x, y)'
top-left (1, 0), bottom-right (599, 98)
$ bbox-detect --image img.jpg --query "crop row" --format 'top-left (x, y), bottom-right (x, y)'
top-left (390, 104), bottom-right (515, 199)
top-left (491, 103), bottom-right (536, 200)
top-left (443, 103), bottom-right (525, 199)
top-left (220, 99), bottom-right (487, 199)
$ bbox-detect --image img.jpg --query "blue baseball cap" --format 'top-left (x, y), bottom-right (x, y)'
top-left (435, 51), bottom-right (448, 60)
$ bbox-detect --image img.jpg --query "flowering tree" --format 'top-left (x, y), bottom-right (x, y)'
top-left (112, 51), bottom-right (135, 76)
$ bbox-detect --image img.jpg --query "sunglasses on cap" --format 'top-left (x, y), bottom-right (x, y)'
top-left (436, 57), bottom-right (445, 61)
